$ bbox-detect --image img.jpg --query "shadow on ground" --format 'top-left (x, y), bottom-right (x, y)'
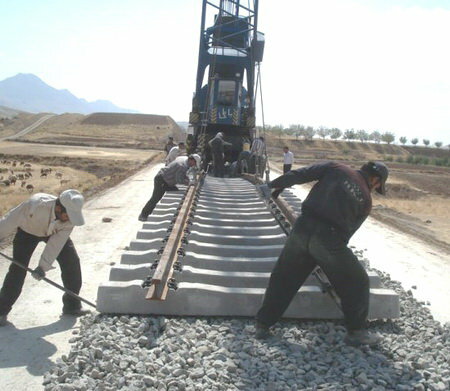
top-left (0, 316), bottom-right (76, 376)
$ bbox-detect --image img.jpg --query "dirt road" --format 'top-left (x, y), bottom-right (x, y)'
top-left (0, 114), bottom-right (55, 141)
top-left (0, 164), bottom-right (449, 390)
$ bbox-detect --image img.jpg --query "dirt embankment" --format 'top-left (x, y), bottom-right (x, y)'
top-left (1, 112), bottom-right (185, 150)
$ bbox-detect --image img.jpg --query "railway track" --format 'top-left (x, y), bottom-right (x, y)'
top-left (97, 175), bottom-right (399, 319)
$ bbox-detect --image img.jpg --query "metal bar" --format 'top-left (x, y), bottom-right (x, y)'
top-left (0, 250), bottom-right (97, 309)
top-left (146, 184), bottom-right (198, 300)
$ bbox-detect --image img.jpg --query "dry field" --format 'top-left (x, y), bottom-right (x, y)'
top-left (10, 112), bottom-right (185, 149)
top-left (270, 145), bottom-right (450, 252)
top-left (0, 142), bottom-right (163, 216)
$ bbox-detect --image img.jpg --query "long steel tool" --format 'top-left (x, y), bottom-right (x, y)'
top-left (0, 250), bottom-right (97, 309)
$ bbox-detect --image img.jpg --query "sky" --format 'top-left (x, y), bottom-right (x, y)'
top-left (1, 0), bottom-right (449, 145)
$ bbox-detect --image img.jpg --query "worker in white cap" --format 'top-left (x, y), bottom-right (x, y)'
top-left (0, 189), bottom-right (87, 326)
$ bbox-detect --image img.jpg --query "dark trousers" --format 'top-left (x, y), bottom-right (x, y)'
top-left (283, 164), bottom-right (292, 174)
top-left (251, 155), bottom-right (265, 177)
top-left (0, 228), bottom-right (82, 315)
top-left (212, 152), bottom-right (224, 177)
top-left (140, 174), bottom-right (169, 217)
top-left (256, 215), bottom-right (369, 331)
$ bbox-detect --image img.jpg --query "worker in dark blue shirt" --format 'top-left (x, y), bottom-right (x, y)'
top-left (256, 161), bottom-right (388, 346)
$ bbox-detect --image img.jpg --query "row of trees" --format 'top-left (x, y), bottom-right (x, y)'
top-left (258, 124), bottom-right (446, 148)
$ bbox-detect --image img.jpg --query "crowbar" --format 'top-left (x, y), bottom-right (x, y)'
top-left (0, 250), bottom-right (97, 309)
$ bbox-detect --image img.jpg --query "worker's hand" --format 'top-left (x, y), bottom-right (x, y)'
top-left (31, 266), bottom-right (46, 281)
top-left (258, 184), bottom-right (271, 200)
top-left (271, 188), bottom-right (284, 199)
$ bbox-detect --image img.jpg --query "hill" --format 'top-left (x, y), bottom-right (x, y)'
top-left (1, 112), bottom-right (184, 149)
top-left (0, 73), bottom-right (137, 114)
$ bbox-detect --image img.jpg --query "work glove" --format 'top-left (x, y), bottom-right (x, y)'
top-left (32, 266), bottom-right (46, 281)
top-left (271, 188), bottom-right (284, 199)
top-left (258, 184), bottom-right (272, 200)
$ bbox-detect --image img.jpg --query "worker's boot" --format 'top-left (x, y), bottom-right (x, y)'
top-left (0, 314), bottom-right (8, 326)
top-left (255, 322), bottom-right (273, 340)
top-left (345, 329), bottom-right (381, 347)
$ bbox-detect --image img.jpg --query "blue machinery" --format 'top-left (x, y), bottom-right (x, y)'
top-left (188, 0), bottom-right (265, 163)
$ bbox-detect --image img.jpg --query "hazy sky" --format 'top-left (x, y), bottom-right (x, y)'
top-left (1, 0), bottom-right (449, 144)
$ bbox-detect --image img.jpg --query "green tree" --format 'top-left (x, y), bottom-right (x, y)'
top-left (271, 124), bottom-right (284, 140)
top-left (343, 129), bottom-right (357, 140)
top-left (423, 139), bottom-right (430, 146)
top-left (289, 124), bottom-right (305, 140)
top-left (381, 132), bottom-right (395, 144)
top-left (411, 138), bottom-right (419, 145)
top-left (399, 136), bottom-right (407, 145)
top-left (329, 128), bottom-right (342, 139)
top-left (370, 130), bottom-right (381, 143)
top-left (357, 129), bottom-right (369, 143)
top-left (304, 126), bottom-right (315, 140)
top-left (316, 126), bottom-right (329, 140)
top-left (434, 141), bottom-right (443, 148)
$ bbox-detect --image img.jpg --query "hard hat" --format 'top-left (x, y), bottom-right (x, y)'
top-left (190, 154), bottom-right (201, 169)
top-left (59, 189), bottom-right (85, 226)
top-left (361, 161), bottom-right (389, 195)
top-left (216, 132), bottom-right (223, 138)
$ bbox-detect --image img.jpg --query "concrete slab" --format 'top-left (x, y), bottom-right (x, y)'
top-left (97, 281), bottom-right (398, 319)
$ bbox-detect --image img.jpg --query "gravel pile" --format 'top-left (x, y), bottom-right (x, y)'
top-left (43, 261), bottom-right (449, 390)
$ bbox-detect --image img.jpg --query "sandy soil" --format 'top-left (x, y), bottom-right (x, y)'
top-left (0, 141), bottom-right (155, 161)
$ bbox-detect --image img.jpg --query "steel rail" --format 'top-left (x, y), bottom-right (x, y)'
top-left (145, 183), bottom-right (199, 301)
top-left (241, 173), bottom-right (343, 312)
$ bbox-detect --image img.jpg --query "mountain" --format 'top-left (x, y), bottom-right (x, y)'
top-left (0, 73), bottom-right (137, 114)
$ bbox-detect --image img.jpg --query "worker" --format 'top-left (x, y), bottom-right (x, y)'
top-left (236, 140), bottom-right (251, 174)
top-left (166, 142), bottom-right (186, 165)
top-left (250, 136), bottom-right (266, 177)
top-left (208, 132), bottom-right (232, 177)
top-left (164, 137), bottom-right (176, 155)
top-left (0, 189), bottom-right (88, 326)
top-left (255, 161), bottom-right (389, 346)
top-left (282, 146), bottom-right (294, 174)
top-left (138, 154), bottom-right (201, 221)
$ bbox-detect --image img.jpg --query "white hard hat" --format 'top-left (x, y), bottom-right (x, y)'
top-left (190, 154), bottom-right (201, 169)
top-left (59, 189), bottom-right (85, 226)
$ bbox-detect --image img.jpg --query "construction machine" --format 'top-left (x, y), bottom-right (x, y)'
top-left (187, 0), bottom-right (265, 169)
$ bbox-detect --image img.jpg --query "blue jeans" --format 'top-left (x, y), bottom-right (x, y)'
top-left (256, 214), bottom-right (369, 330)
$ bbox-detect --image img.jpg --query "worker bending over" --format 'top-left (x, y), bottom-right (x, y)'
top-left (0, 189), bottom-right (88, 326)
top-left (138, 154), bottom-right (201, 221)
top-left (166, 142), bottom-right (186, 165)
top-left (256, 161), bottom-right (388, 346)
